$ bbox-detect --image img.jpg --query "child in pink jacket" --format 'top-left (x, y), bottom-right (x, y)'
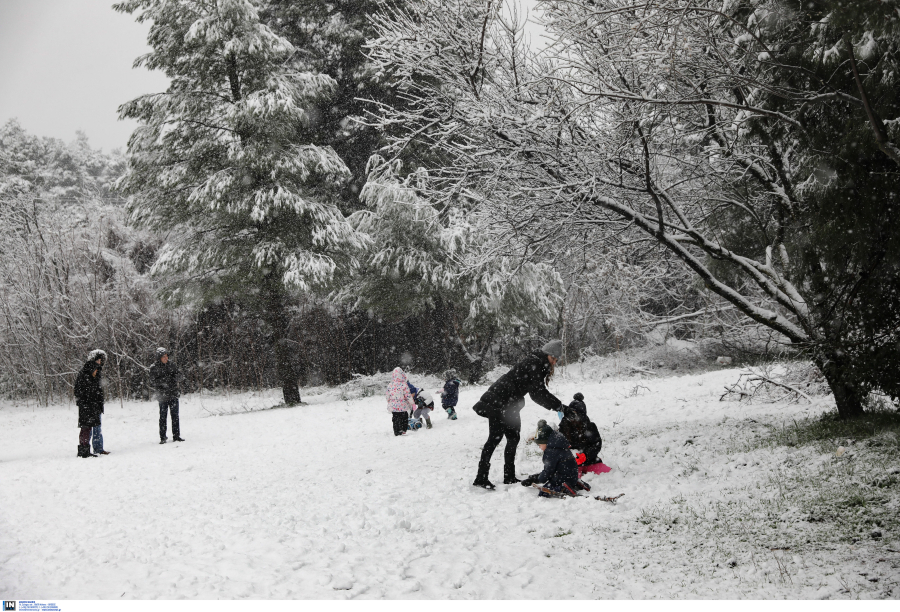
top-left (386, 367), bottom-right (416, 436)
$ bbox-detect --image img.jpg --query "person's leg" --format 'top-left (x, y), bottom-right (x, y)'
top-left (78, 426), bottom-right (92, 457)
top-left (475, 415), bottom-right (504, 486)
top-left (502, 407), bottom-right (522, 483)
top-left (391, 411), bottom-right (405, 435)
top-left (171, 399), bottom-right (182, 440)
top-left (502, 426), bottom-right (521, 483)
top-left (159, 401), bottom-right (168, 441)
top-left (91, 423), bottom-right (104, 453)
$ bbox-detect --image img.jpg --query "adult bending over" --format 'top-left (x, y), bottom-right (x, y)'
top-left (471, 340), bottom-right (564, 489)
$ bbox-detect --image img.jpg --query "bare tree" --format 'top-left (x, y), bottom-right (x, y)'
top-left (366, 0), bottom-right (900, 418)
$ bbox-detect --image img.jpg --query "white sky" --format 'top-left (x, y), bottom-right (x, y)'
top-left (0, 0), bottom-right (169, 152)
top-left (0, 0), bottom-right (544, 154)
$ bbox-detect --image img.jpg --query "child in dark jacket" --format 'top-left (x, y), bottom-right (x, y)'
top-left (559, 392), bottom-right (603, 469)
top-left (439, 369), bottom-right (460, 420)
top-left (521, 420), bottom-right (581, 497)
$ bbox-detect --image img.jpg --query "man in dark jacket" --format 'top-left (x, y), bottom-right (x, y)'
top-left (559, 392), bottom-right (603, 467)
top-left (521, 420), bottom-right (580, 496)
top-left (74, 349), bottom-right (107, 458)
top-left (471, 340), bottom-right (564, 489)
top-left (150, 347), bottom-right (184, 444)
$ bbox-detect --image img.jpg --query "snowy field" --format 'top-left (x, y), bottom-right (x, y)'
top-left (1, 366), bottom-right (898, 599)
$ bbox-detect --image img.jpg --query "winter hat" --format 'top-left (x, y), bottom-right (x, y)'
top-left (541, 339), bottom-right (563, 359)
top-left (156, 347), bottom-right (168, 359)
top-left (534, 419), bottom-right (554, 445)
top-left (87, 349), bottom-right (107, 363)
top-left (444, 369), bottom-right (458, 380)
top-left (573, 392), bottom-right (584, 401)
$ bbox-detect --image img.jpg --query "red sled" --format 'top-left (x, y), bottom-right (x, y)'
top-left (578, 462), bottom-right (611, 477)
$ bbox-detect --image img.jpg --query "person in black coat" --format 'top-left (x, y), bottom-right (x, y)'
top-left (74, 349), bottom-right (107, 458)
top-left (150, 347), bottom-right (184, 444)
top-left (521, 420), bottom-right (580, 496)
top-left (558, 392), bottom-right (603, 467)
top-left (471, 340), bottom-right (564, 489)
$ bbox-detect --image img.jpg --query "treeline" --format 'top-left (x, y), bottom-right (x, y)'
top-left (0, 115), bottom-right (748, 406)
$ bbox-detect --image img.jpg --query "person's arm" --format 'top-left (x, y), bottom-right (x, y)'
top-left (522, 453), bottom-right (558, 486)
top-left (148, 365), bottom-right (158, 391)
top-left (528, 385), bottom-right (562, 412)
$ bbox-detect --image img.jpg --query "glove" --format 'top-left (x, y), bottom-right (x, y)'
top-left (521, 478), bottom-right (534, 487)
top-left (576, 453), bottom-right (586, 465)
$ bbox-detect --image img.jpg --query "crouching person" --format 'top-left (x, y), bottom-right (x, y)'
top-left (412, 389), bottom-right (435, 429)
top-left (521, 420), bottom-right (582, 497)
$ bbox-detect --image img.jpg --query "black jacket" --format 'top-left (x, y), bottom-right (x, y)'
top-left (530, 430), bottom-right (579, 489)
top-left (149, 359), bottom-right (180, 401)
top-left (74, 360), bottom-right (104, 428)
top-left (559, 403), bottom-right (602, 453)
top-left (474, 351), bottom-right (562, 417)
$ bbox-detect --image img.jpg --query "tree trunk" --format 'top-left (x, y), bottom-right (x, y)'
top-left (815, 352), bottom-right (865, 420)
top-left (262, 274), bottom-right (301, 406)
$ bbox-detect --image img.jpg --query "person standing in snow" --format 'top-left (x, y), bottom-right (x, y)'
top-left (386, 367), bottom-right (416, 436)
top-left (471, 339), bottom-right (565, 489)
top-left (521, 419), bottom-right (581, 497)
top-left (74, 349), bottom-right (108, 458)
top-left (150, 347), bottom-right (184, 444)
top-left (439, 369), bottom-right (460, 420)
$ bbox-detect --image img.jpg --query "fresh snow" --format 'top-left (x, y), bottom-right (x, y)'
top-left (1, 367), bottom-right (897, 599)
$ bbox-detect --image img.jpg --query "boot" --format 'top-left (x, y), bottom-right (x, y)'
top-left (473, 460), bottom-right (495, 489)
top-left (78, 444), bottom-right (97, 458)
top-left (425, 417), bottom-right (432, 429)
top-left (173, 436), bottom-right (185, 442)
top-left (503, 464), bottom-right (521, 485)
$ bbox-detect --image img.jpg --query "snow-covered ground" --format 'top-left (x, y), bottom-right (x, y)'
top-left (1, 367), bottom-right (898, 599)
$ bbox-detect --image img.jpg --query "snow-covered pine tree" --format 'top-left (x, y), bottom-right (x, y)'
top-left (115, 0), bottom-right (365, 405)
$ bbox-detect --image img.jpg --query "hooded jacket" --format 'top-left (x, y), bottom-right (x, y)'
top-left (475, 350), bottom-right (562, 417)
top-left (441, 377), bottom-right (461, 408)
top-left (530, 430), bottom-right (579, 489)
top-left (386, 367), bottom-right (416, 413)
top-left (74, 359), bottom-right (104, 428)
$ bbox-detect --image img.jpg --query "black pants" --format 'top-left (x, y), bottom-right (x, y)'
top-left (475, 401), bottom-right (522, 482)
top-left (391, 411), bottom-right (408, 436)
top-left (159, 398), bottom-right (180, 440)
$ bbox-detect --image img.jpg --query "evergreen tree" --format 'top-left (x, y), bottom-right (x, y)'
top-left (115, 0), bottom-right (364, 405)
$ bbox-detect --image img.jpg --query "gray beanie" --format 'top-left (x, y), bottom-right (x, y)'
top-left (156, 347), bottom-right (168, 359)
top-left (534, 419), bottom-right (554, 445)
top-left (541, 339), bottom-right (563, 359)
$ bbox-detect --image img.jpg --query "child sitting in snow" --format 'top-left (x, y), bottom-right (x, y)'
top-left (559, 392), bottom-right (604, 471)
top-left (521, 420), bottom-right (583, 497)
top-left (386, 367), bottom-right (416, 436)
top-left (439, 369), bottom-right (460, 420)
